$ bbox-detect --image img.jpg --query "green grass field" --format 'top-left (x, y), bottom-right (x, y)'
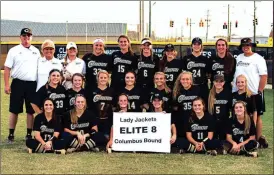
top-left (0, 72), bottom-right (273, 174)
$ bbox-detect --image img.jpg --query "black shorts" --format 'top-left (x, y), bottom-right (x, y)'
top-left (9, 79), bottom-right (36, 114)
top-left (255, 91), bottom-right (266, 116)
top-left (197, 83), bottom-right (209, 106)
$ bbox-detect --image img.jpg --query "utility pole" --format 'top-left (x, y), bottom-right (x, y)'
top-left (66, 21), bottom-right (68, 42)
top-left (149, 1), bottom-right (151, 37)
top-left (141, 0), bottom-right (145, 39)
top-left (253, 0), bottom-right (256, 43)
top-left (227, 4), bottom-right (230, 42)
top-left (205, 9), bottom-right (211, 42)
top-left (189, 18), bottom-right (192, 42)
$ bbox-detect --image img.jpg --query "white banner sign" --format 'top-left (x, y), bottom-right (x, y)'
top-left (112, 112), bottom-right (171, 153)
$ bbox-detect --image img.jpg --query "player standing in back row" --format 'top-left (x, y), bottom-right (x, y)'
top-left (136, 38), bottom-right (159, 96)
top-left (182, 37), bottom-right (211, 106)
top-left (159, 44), bottom-right (183, 90)
top-left (110, 35), bottom-right (138, 91)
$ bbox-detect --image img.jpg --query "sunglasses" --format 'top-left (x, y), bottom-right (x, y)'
top-left (21, 34), bottom-right (32, 37)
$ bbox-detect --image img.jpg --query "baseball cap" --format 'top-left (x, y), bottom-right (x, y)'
top-left (151, 93), bottom-right (163, 101)
top-left (192, 37), bottom-right (202, 45)
top-left (238, 37), bottom-right (256, 50)
top-left (41, 39), bottom-right (55, 50)
top-left (164, 44), bottom-right (174, 51)
top-left (93, 38), bottom-right (104, 44)
top-left (214, 74), bottom-right (225, 82)
top-left (20, 28), bottom-right (32, 36)
top-left (66, 42), bottom-right (77, 50)
top-left (141, 39), bottom-right (152, 45)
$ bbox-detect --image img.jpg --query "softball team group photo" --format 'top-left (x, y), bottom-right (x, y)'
top-left (3, 27), bottom-right (269, 158)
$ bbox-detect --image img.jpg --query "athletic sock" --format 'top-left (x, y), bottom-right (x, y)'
top-left (27, 128), bottom-right (32, 136)
top-left (9, 129), bottom-right (15, 136)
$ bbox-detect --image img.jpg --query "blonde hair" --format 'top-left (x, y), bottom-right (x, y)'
top-left (236, 74), bottom-right (252, 98)
top-left (208, 86), bottom-right (216, 115)
top-left (70, 95), bottom-right (87, 124)
top-left (96, 70), bottom-right (110, 85)
top-left (154, 72), bottom-right (171, 93)
top-left (173, 71), bottom-right (193, 100)
top-left (93, 38), bottom-right (105, 54)
top-left (234, 101), bottom-right (251, 135)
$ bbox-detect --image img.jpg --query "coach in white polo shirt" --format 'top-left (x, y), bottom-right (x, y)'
top-left (61, 41), bottom-right (86, 90)
top-left (232, 37), bottom-right (268, 148)
top-left (36, 39), bottom-right (62, 91)
top-left (4, 28), bottom-right (41, 143)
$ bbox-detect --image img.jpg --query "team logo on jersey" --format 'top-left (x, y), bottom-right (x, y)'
top-left (70, 123), bottom-right (90, 130)
top-left (70, 97), bottom-right (76, 106)
top-left (191, 124), bottom-right (208, 132)
top-left (93, 95), bottom-right (113, 102)
top-left (212, 63), bottom-right (224, 70)
top-left (40, 125), bottom-right (54, 133)
top-left (88, 61), bottom-right (108, 68)
top-left (164, 67), bottom-right (179, 73)
top-left (214, 99), bottom-right (228, 104)
top-left (178, 95), bottom-right (197, 103)
top-left (236, 61), bottom-right (250, 67)
top-left (138, 62), bottom-right (155, 69)
top-left (49, 93), bottom-right (66, 100)
top-left (163, 97), bottom-right (169, 102)
top-left (128, 95), bottom-right (140, 100)
top-left (232, 128), bottom-right (244, 135)
top-left (113, 57), bottom-right (132, 65)
top-left (76, 62), bottom-right (81, 65)
top-left (187, 61), bottom-right (206, 69)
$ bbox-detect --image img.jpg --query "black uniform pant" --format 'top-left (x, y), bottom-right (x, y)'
top-left (26, 139), bottom-right (66, 153)
top-left (223, 140), bottom-right (258, 155)
top-left (214, 120), bottom-right (227, 141)
top-left (197, 83), bottom-right (209, 107)
top-left (63, 132), bottom-right (107, 151)
top-left (175, 137), bottom-right (222, 153)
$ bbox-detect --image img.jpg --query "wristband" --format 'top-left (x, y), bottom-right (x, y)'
top-left (202, 137), bottom-right (209, 143)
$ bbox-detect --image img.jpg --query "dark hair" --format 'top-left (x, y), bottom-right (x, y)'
top-left (42, 98), bottom-right (57, 122)
top-left (189, 97), bottom-right (206, 123)
top-left (118, 35), bottom-right (134, 56)
top-left (116, 93), bottom-right (129, 112)
top-left (215, 38), bottom-right (235, 75)
top-left (140, 38), bottom-right (154, 64)
top-left (125, 71), bottom-right (136, 85)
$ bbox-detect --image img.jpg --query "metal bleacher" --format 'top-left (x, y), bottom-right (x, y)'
top-left (1, 19), bottom-right (127, 37)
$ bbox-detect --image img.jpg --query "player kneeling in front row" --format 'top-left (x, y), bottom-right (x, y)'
top-left (26, 98), bottom-right (66, 154)
top-left (148, 93), bottom-right (177, 145)
top-left (223, 101), bottom-right (259, 157)
top-left (63, 95), bottom-right (106, 152)
top-left (177, 97), bottom-right (223, 156)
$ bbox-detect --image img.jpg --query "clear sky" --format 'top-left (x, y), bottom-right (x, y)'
top-left (1, 1), bottom-right (273, 39)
